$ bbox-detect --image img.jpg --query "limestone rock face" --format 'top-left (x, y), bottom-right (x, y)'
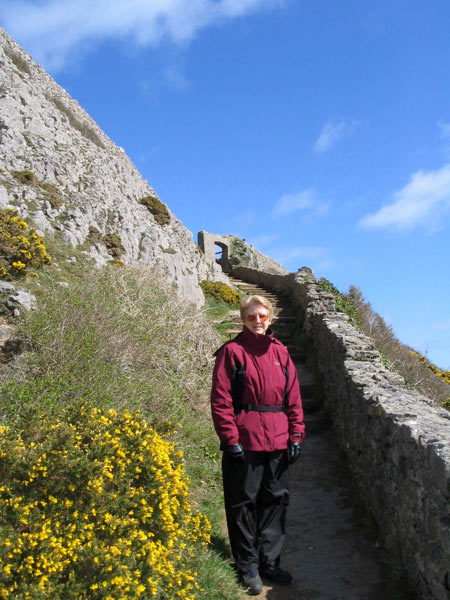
top-left (0, 28), bottom-right (227, 305)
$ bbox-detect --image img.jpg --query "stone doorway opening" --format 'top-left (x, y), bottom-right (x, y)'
top-left (215, 242), bottom-right (229, 271)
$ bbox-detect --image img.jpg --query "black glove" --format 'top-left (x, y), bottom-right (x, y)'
top-left (224, 443), bottom-right (245, 462)
top-left (287, 441), bottom-right (303, 465)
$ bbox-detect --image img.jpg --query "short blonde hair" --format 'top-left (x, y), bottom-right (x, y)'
top-left (240, 295), bottom-right (274, 321)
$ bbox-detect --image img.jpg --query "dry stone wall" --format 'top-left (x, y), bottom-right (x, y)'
top-left (198, 231), bottom-right (288, 275)
top-left (233, 265), bottom-right (450, 600)
top-left (0, 28), bottom-right (227, 305)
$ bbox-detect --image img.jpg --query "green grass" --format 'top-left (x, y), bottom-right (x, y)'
top-left (0, 262), bottom-right (243, 599)
top-left (50, 96), bottom-right (105, 148)
top-left (203, 298), bottom-right (240, 342)
top-left (204, 298), bottom-right (232, 320)
top-left (317, 277), bottom-right (362, 329)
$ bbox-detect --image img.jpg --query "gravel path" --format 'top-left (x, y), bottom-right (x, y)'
top-left (226, 276), bottom-right (405, 599)
top-left (243, 429), bottom-right (401, 600)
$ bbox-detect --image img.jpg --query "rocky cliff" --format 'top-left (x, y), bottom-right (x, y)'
top-left (0, 27), bottom-right (227, 304)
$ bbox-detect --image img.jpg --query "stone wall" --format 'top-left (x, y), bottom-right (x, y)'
top-left (199, 231), bottom-right (288, 275)
top-left (233, 265), bottom-right (450, 600)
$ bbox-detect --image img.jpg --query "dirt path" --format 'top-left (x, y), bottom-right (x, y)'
top-left (225, 276), bottom-right (404, 600)
top-left (241, 427), bottom-right (400, 600)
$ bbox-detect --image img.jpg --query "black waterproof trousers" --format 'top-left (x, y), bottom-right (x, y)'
top-left (222, 449), bottom-right (289, 573)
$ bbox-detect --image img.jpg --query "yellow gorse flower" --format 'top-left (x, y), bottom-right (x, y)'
top-left (0, 208), bottom-right (51, 279)
top-left (0, 405), bottom-right (210, 599)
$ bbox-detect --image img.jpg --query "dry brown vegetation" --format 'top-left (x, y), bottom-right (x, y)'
top-left (348, 285), bottom-right (450, 406)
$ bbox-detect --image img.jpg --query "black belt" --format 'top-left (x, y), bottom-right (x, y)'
top-left (241, 404), bottom-right (286, 413)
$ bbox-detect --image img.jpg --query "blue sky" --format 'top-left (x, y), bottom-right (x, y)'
top-left (1, 0), bottom-right (449, 369)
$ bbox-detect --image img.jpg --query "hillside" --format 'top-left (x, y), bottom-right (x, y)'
top-left (0, 27), bottom-right (227, 305)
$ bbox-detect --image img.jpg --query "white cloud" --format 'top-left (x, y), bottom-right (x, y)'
top-left (0, 0), bottom-right (282, 71)
top-left (272, 188), bottom-right (329, 218)
top-left (313, 119), bottom-right (359, 153)
top-left (358, 163), bottom-right (450, 231)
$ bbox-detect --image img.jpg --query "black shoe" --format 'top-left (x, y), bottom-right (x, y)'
top-left (260, 565), bottom-right (293, 586)
top-left (238, 569), bottom-right (263, 595)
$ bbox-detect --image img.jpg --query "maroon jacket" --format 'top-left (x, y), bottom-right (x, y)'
top-left (211, 326), bottom-right (305, 452)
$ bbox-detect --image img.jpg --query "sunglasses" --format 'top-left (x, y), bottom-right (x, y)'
top-left (246, 312), bottom-right (269, 323)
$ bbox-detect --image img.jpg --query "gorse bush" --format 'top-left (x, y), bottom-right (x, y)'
top-left (0, 266), bottom-right (242, 599)
top-left (410, 350), bottom-right (450, 385)
top-left (0, 209), bottom-right (51, 278)
top-left (409, 350), bottom-right (450, 410)
top-left (108, 259), bottom-right (125, 267)
top-left (0, 404), bottom-right (210, 599)
top-left (200, 281), bottom-right (239, 307)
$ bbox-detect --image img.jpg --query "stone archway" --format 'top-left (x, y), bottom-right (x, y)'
top-left (197, 231), bottom-right (233, 272)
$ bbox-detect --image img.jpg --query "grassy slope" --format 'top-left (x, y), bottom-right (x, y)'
top-left (0, 237), bottom-right (242, 599)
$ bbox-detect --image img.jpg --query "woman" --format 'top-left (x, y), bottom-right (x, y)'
top-left (210, 294), bottom-right (305, 595)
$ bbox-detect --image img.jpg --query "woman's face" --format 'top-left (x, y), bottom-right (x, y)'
top-left (244, 302), bottom-right (272, 335)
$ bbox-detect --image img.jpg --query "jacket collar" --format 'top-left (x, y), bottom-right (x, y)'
top-left (241, 325), bottom-right (274, 352)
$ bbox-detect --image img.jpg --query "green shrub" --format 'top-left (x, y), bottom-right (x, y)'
top-left (139, 196), bottom-right (171, 226)
top-left (0, 209), bottom-right (51, 279)
top-left (159, 245), bottom-right (176, 254)
top-left (229, 237), bottom-right (250, 265)
top-left (41, 183), bottom-right (63, 209)
top-left (87, 228), bottom-right (124, 258)
top-left (102, 234), bottom-right (124, 258)
top-left (0, 403), bottom-right (210, 599)
top-left (200, 281), bottom-right (239, 307)
top-left (11, 170), bottom-right (37, 186)
top-left (317, 278), bottom-right (362, 329)
top-left (87, 226), bottom-right (103, 244)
